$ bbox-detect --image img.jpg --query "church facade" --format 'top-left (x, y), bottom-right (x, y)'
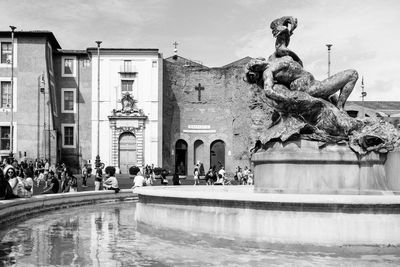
top-left (162, 56), bottom-right (254, 176)
top-left (88, 48), bottom-right (163, 173)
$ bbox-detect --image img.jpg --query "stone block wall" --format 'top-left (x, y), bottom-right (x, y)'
top-left (162, 58), bottom-right (260, 175)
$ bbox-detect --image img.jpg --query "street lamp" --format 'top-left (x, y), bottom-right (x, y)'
top-left (9, 25), bottom-right (16, 160)
top-left (361, 76), bottom-right (367, 118)
top-left (326, 44), bottom-right (332, 78)
top-left (95, 41), bottom-right (102, 169)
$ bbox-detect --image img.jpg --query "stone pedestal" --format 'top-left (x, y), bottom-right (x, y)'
top-left (252, 140), bottom-right (389, 194)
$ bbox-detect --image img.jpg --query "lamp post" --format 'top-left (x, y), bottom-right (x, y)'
top-left (326, 44), bottom-right (332, 78)
top-left (95, 41), bottom-right (102, 169)
top-left (9, 25), bottom-right (16, 160)
top-left (40, 73), bottom-right (45, 159)
top-left (361, 76), bottom-right (367, 118)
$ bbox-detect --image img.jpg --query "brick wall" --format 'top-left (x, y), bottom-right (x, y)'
top-left (162, 58), bottom-right (260, 175)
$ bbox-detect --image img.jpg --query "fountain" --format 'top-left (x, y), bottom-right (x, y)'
top-left (135, 16), bottom-right (400, 246)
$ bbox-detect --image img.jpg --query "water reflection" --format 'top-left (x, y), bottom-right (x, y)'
top-left (0, 201), bottom-right (399, 266)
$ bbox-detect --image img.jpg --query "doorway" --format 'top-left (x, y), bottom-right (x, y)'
top-left (175, 139), bottom-right (188, 175)
top-left (210, 140), bottom-right (225, 171)
top-left (119, 132), bottom-right (136, 174)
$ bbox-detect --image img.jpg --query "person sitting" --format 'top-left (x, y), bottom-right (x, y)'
top-left (5, 165), bottom-right (21, 198)
top-left (42, 171), bottom-right (60, 194)
top-left (0, 167), bottom-right (18, 199)
top-left (17, 168), bottom-right (34, 198)
top-left (172, 173), bottom-right (181, 185)
top-left (132, 172), bottom-right (145, 191)
top-left (66, 170), bottom-right (78, 193)
top-left (160, 169), bottom-right (169, 185)
top-left (214, 174), bottom-right (224, 185)
top-left (103, 166), bottom-right (120, 193)
top-left (205, 168), bottom-right (213, 185)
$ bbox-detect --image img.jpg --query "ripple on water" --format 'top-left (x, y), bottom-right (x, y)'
top-left (0, 201), bottom-right (399, 266)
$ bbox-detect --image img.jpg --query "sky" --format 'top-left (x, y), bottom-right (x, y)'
top-left (1, 0), bottom-right (399, 101)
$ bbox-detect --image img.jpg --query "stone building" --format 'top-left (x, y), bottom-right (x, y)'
top-left (162, 55), bottom-right (254, 176)
top-left (0, 31), bottom-right (59, 163)
top-left (87, 48), bottom-right (163, 173)
top-left (0, 30), bottom-right (163, 173)
top-left (53, 49), bottom-right (92, 169)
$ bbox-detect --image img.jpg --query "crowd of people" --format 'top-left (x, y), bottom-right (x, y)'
top-left (0, 158), bottom-right (83, 199)
top-left (0, 157), bottom-right (255, 200)
top-left (234, 166), bottom-right (254, 185)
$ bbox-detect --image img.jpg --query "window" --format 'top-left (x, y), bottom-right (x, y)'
top-left (82, 58), bottom-right (91, 68)
top-left (0, 126), bottom-right (10, 150)
top-left (124, 60), bottom-right (132, 72)
top-left (62, 57), bottom-right (76, 77)
top-left (61, 88), bottom-right (76, 113)
top-left (1, 42), bottom-right (12, 64)
top-left (1, 81), bottom-right (11, 108)
top-left (62, 124), bottom-right (75, 148)
top-left (121, 80), bottom-right (133, 92)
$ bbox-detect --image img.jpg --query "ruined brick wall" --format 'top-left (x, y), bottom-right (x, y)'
top-left (162, 58), bottom-right (266, 175)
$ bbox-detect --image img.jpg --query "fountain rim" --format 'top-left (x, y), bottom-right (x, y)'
top-left (135, 186), bottom-right (400, 214)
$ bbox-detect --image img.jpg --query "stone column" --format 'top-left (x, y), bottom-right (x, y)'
top-left (136, 121), bottom-right (145, 167)
top-left (109, 120), bottom-right (118, 167)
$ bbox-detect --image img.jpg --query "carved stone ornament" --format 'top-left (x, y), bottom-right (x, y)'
top-left (244, 16), bottom-right (400, 154)
top-left (113, 93), bottom-right (145, 117)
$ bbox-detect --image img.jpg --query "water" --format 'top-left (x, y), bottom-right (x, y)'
top-left (0, 201), bottom-right (399, 266)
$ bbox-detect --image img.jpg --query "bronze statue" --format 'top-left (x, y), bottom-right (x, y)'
top-left (245, 16), bottom-right (400, 154)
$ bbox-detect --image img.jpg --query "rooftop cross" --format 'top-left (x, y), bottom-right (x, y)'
top-left (195, 83), bottom-right (204, 101)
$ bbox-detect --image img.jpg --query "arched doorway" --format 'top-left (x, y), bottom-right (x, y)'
top-left (210, 140), bottom-right (225, 171)
top-left (194, 140), bottom-right (205, 175)
top-left (175, 139), bottom-right (188, 175)
top-left (119, 132), bottom-right (136, 174)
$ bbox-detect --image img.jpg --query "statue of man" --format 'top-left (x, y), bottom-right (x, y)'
top-left (246, 16), bottom-right (358, 110)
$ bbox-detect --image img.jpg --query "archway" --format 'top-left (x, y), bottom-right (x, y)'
top-left (119, 132), bottom-right (136, 174)
top-left (194, 140), bottom-right (205, 175)
top-left (175, 139), bottom-right (188, 175)
top-left (210, 140), bottom-right (225, 171)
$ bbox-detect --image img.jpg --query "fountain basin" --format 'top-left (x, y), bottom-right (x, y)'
top-left (135, 186), bottom-right (400, 246)
top-left (252, 140), bottom-right (393, 194)
top-left (0, 190), bottom-right (136, 225)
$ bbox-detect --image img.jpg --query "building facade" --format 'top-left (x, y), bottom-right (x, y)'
top-left (162, 55), bottom-right (254, 176)
top-left (88, 48), bottom-right (163, 173)
top-left (3, 29), bottom-right (399, 175)
top-left (0, 31), bottom-right (60, 163)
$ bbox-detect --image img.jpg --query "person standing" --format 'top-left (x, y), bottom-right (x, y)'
top-left (193, 163), bottom-right (200, 186)
top-left (81, 164), bottom-right (88, 187)
top-left (94, 168), bottom-right (103, 191)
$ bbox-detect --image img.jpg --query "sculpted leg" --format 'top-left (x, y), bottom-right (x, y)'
top-left (336, 70), bottom-right (358, 109)
top-left (307, 69), bottom-right (358, 109)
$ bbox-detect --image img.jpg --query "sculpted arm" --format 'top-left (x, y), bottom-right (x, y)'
top-left (262, 64), bottom-right (319, 105)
